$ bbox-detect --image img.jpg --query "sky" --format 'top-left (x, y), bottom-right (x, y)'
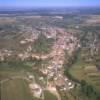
top-left (0, 0), bottom-right (100, 8)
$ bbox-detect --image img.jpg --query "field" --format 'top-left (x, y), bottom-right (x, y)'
top-left (68, 49), bottom-right (100, 91)
top-left (44, 91), bottom-right (58, 100)
top-left (0, 79), bottom-right (39, 100)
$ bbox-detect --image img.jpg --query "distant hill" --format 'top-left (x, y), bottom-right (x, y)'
top-left (0, 7), bottom-right (100, 16)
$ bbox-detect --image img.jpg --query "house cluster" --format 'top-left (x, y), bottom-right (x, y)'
top-left (0, 27), bottom-right (79, 97)
top-left (28, 75), bottom-right (43, 98)
top-left (39, 26), bottom-right (57, 39)
top-left (20, 33), bottom-right (39, 45)
top-left (39, 28), bottom-right (78, 91)
top-left (23, 27), bottom-right (78, 97)
top-left (0, 49), bottom-right (13, 61)
top-left (29, 83), bottom-right (42, 98)
top-left (0, 26), bottom-right (80, 100)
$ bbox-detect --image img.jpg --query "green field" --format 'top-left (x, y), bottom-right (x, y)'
top-left (69, 54), bottom-right (100, 92)
top-left (0, 79), bottom-right (40, 100)
top-left (33, 33), bottom-right (54, 54)
top-left (44, 90), bottom-right (58, 100)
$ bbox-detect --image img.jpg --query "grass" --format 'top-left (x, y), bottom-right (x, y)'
top-left (33, 33), bottom-right (54, 54)
top-left (44, 90), bottom-right (58, 100)
top-left (69, 58), bottom-right (88, 81)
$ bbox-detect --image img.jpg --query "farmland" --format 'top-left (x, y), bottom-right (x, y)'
top-left (1, 79), bottom-right (35, 100)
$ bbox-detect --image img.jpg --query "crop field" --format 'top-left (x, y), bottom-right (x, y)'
top-left (69, 55), bottom-right (100, 93)
top-left (0, 79), bottom-right (35, 100)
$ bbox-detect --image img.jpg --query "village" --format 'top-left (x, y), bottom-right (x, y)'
top-left (0, 26), bottom-right (79, 99)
